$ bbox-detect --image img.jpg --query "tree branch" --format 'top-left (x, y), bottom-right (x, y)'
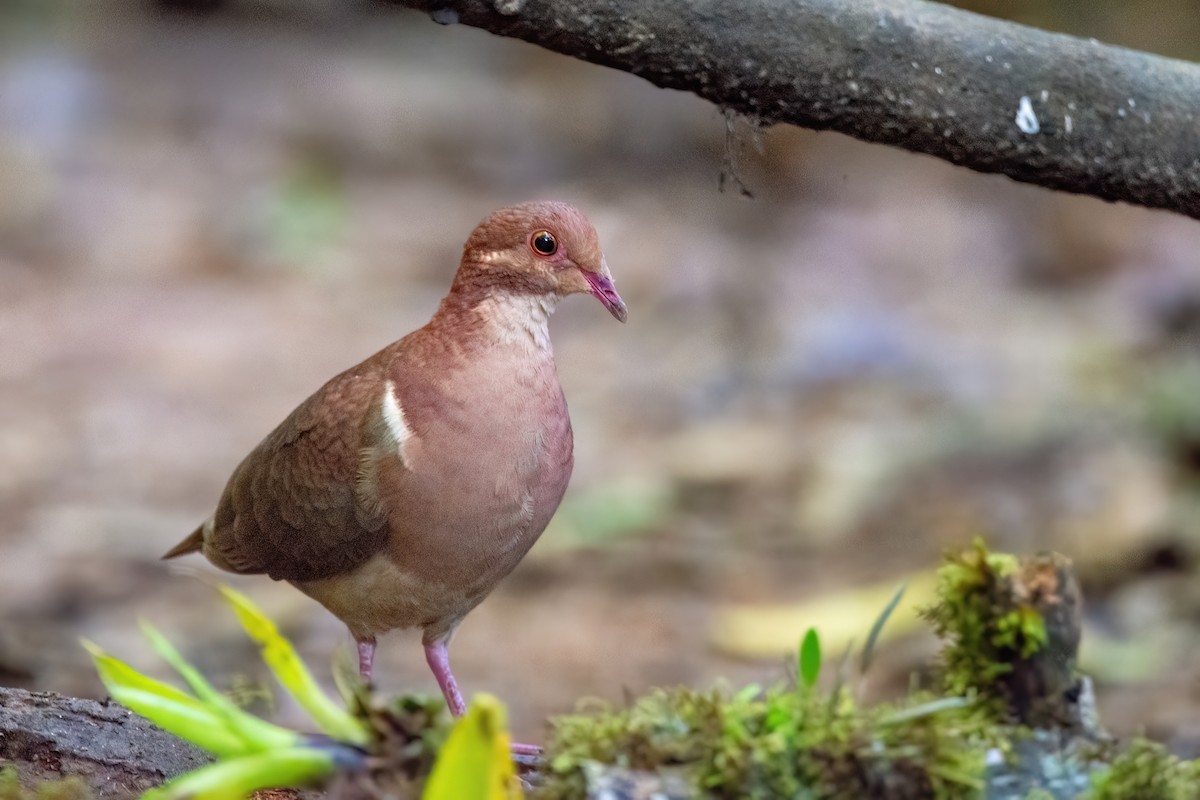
top-left (394, 0), bottom-right (1200, 219)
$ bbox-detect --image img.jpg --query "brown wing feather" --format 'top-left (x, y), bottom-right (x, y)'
top-left (205, 362), bottom-right (393, 582)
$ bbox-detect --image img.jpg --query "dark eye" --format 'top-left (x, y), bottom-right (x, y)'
top-left (531, 230), bottom-right (557, 256)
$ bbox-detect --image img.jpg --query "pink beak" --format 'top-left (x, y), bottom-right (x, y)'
top-left (584, 271), bottom-right (628, 323)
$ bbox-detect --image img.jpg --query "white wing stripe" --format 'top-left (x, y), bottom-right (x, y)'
top-left (381, 380), bottom-right (414, 451)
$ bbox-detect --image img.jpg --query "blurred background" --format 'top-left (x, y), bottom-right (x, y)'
top-left (4, 0), bottom-right (1200, 752)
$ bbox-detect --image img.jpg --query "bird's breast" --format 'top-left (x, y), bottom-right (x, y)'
top-left (377, 351), bottom-right (573, 607)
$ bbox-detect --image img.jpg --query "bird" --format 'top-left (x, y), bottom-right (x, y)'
top-left (164, 201), bottom-right (626, 740)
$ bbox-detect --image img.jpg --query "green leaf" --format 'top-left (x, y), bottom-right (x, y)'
top-left (798, 627), bottom-right (821, 691)
top-left (331, 643), bottom-right (366, 712)
top-left (423, 694), bottom-right (519, 800)
top-left (828, 638), bottom-right (855, 701)
top-left (861, 582), bottom-right (907, 675)
top-left (218, 586), bottom-right (369, 746)
top-left (733, 683), bottom-right (762, 703)
top-left (143, 747), bottom-right (336, 800)
top-left (85, 639), bottom-right (207, 709)
top-left (878, 696), bottom-right (971, 726)
top-left (84, 640), bottom-right (249, 758)
top-left (141, 622), bottom-right (299, 752)
top-left (102, 686), bottom-right (249, 758)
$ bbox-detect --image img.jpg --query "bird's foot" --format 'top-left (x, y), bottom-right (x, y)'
top-left (423, 638), bottom-right (542, 763)
top-left (511, 741), bottom-right (543, 773)
top-left (510, 741), bottom-right (542, 758)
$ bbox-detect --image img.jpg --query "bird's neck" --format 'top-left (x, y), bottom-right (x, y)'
top-left (477, 292), bottom-right (560, 353)
top-left (431, 282), bottom-right (561, 357)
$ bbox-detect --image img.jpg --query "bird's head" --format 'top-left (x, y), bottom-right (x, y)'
top-left (460, 201), bottom-right (627, 323)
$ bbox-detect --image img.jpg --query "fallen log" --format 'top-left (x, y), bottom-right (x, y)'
top-left (0, 687), bottom-right (207, 799)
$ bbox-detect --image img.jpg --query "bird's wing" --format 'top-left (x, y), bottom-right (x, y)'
top-left (205, 363), bottom-right (398, 582)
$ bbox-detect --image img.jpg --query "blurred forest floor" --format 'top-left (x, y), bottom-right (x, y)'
top-left (4, 0), bottom-right (1200, 749)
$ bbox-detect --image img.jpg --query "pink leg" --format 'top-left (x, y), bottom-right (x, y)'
top-left (424, 639), bottom-right (467, 717)
top-left (356, 636), bottom-right (376, 683)
top-left (423, 639), bottom-right (542, 757)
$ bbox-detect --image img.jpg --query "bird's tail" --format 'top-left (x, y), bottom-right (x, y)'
top-left (162, 521), bottom-right (207, 560)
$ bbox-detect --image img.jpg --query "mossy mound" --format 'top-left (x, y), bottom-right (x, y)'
top-left (530, 542), bottom-right (1198, 799)
top-left (536, 683), bottom-right (993, 798)
top-left (1086, 738), bottom-right (1200, 800)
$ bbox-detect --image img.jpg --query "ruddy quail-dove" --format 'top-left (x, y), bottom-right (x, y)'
top-left (164, 201), bottom-right (626, 745)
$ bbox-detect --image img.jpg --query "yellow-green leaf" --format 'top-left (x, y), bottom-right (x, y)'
top-left (331, 644), bottom-right (365, 711)
top-left (141, 622), bottom-right (299, 752)
top-left (103, 686), bottom-right (248, 758)
top-left (142, 747), bottom-right (335, 800)
top-left (423, 694), bottom-right (520, 800)
top-left (218, 585), bottom-right (369, 746)
top-left (85, 640), bottom-right (249, 757)
top-left (84, 639), bottom-right (206, 710)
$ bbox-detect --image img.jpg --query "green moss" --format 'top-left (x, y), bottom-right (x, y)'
top-left (0, 768), bottom-right (91, 800)
top-left (921, 539), bottom-right (1048, 718)
top-left (534, 542), bottom-right (1083, 799)
top-left (535, 684), bottom-right (991, 800)
top-left (1085, 738), bottom-right (1200, 800)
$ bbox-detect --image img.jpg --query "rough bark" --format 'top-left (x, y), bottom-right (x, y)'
top-left (391, 0), bottom-right (1200, 220)
top-left (0, 688), bottom-right (208, 798)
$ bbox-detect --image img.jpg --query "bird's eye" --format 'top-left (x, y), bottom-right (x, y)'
top-left (531, 230), bottom-right (557, 256)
